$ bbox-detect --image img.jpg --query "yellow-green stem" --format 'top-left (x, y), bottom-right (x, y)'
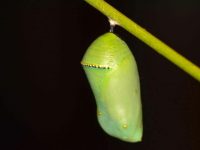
top-left (84, 0), bottom-right (200, 82)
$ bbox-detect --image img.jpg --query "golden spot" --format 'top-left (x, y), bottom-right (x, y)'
top-left (135, 89), bottom-right (138, 94)
top-left (81, 63), bottom-right (111, 69)
top-left (97, 111), bottom-right (102, 116)
top-left (122, 124), bottom-right (128, 129)
top-left (123, 136), bottom-right (128, 140)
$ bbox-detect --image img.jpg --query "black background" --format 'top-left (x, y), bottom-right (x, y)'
top-left (1, 0), bottom-right (200, 149)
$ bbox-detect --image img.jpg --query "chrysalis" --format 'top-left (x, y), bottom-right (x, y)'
top-left (81, 33), bottom-right (143, 142)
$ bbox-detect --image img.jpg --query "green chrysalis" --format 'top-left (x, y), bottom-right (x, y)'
top-left (81, 32), bottom-right (143, 142)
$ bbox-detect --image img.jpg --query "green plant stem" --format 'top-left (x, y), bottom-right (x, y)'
top-left (84, 0), bottom-right (200, 82)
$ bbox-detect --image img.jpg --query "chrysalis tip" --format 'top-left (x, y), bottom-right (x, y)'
top-left (108, 18), bottom-right (119, 33)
